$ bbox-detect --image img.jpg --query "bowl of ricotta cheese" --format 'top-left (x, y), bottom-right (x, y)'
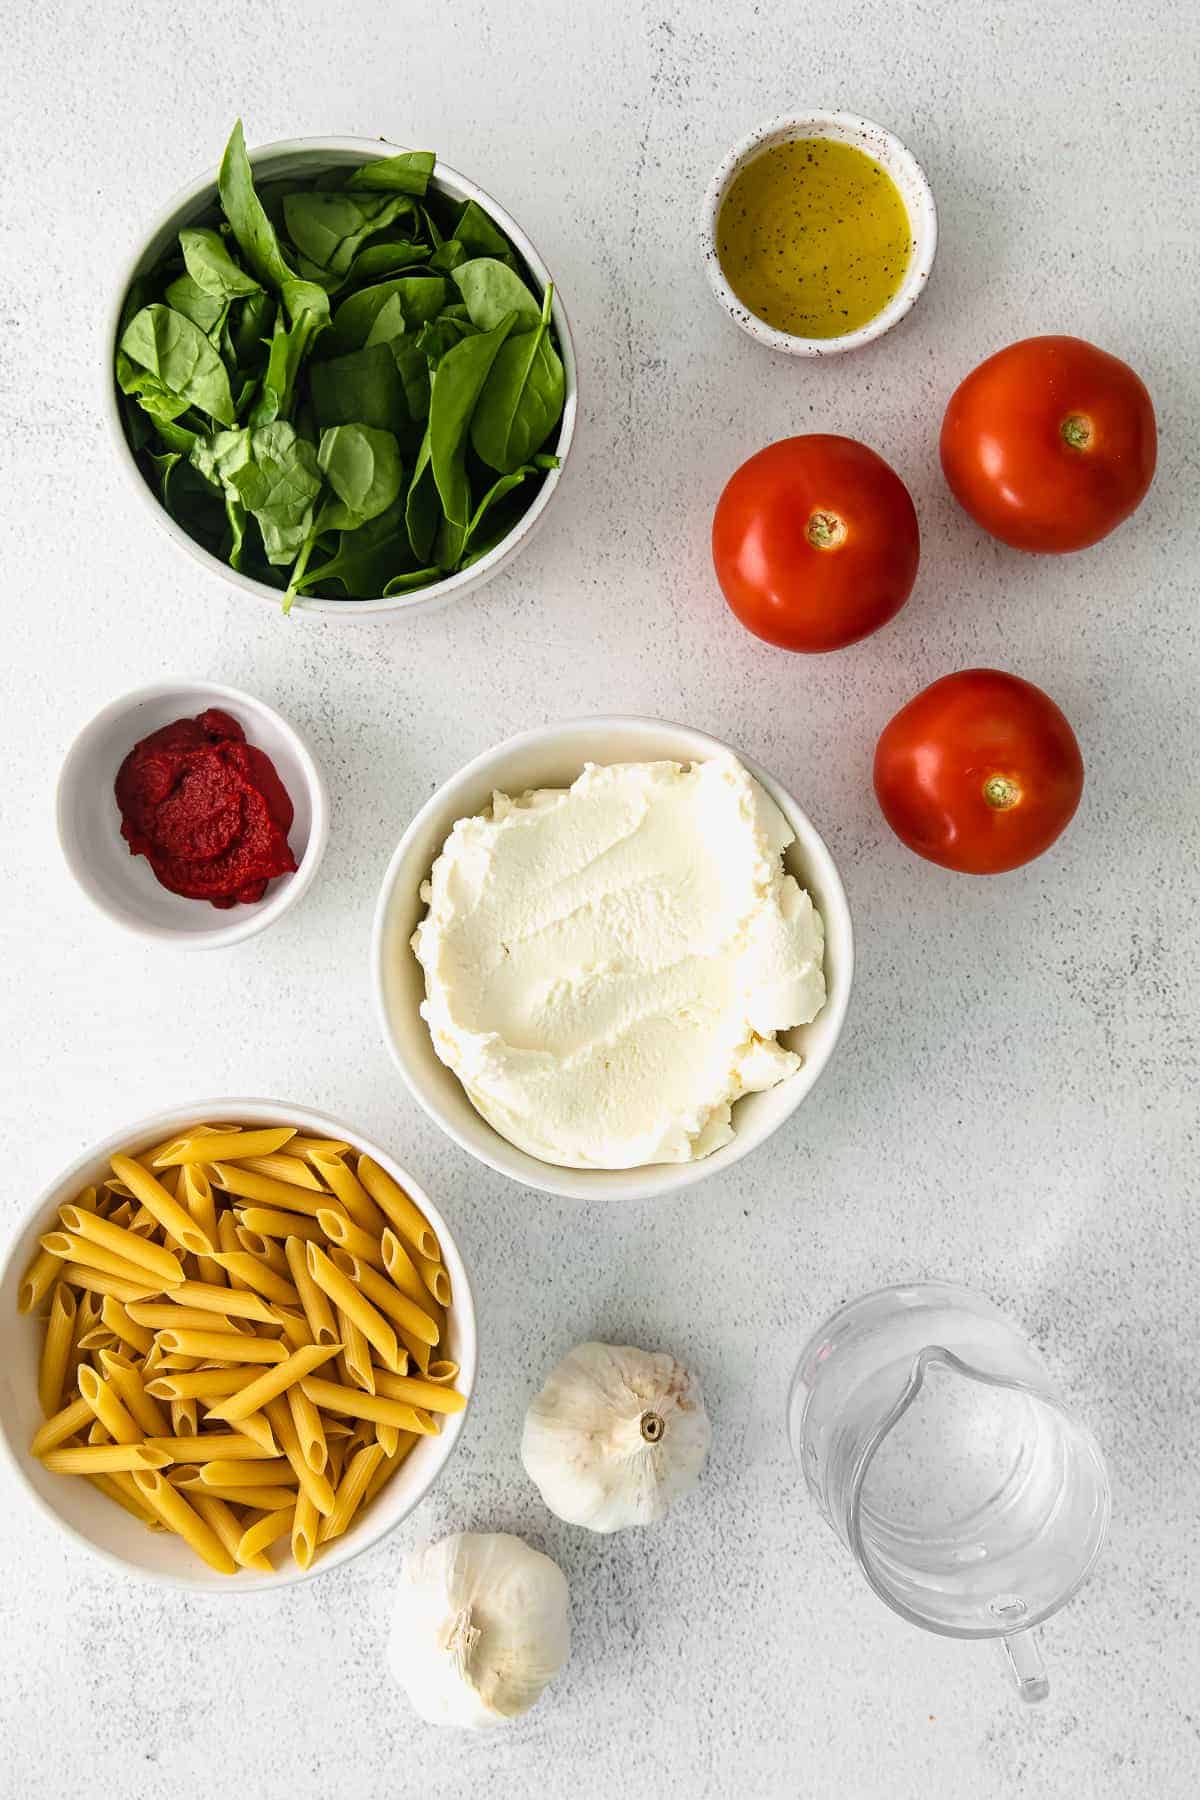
top-left (372, 717), bottom-right (853, 1200)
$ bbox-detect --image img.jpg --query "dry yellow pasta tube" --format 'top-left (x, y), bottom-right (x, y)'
top-left (363, 1432), bottom-right (420, 1507)
top-left (235, 1505), bottom-right (295, 1567)
top-left (337, 1306), bottom-right (375, 1394)
top-left (283, 1234), bottom-right (339, 1346)
top-left (318, 1441), bottom-right (386, 1544)
top-left (196, 1458), bottom-right (291, 1487)
top-left (415, 1256), bottom-right (452, 1307)
top-left (239, 1154), bottom-right (325, 1192)
top-left (99, 1295), bottom-right (154, 1356)
top-left (376, 1226), bottom-right (438, 1312)
top-left (178, 1164), bottom-right (225, 1286)
top-left (233, 1228), bottom-right (292, 1279)
top-left (38, 1283), bottom-right (76, 1417)
top-left (373, 1370), bottom-right (467, 1414)
top-left (97, 1349), bottom-right (170, 1436)
top-left (356, 1156), bottom-right (438, 1260)
top-left (131, 1468), bottom-right (237, 1574)
top-left (154, 1128), bottom-right (296, 1167)
top-left (43, 1443), bottom-right (171, 1474)
top-left (287, 1382), bottom-right (328, 1475)
top-left (155, 1328), bottom-right (287, 1363)
top-left (128, 1303), bottom-right (241, 1333)
top-left (237, 1208), bottom-right (327, 1243)
top-left (264, 1397), bottom-right (336, 1517)
top-left (316, 1209), bottom-right (387, 1271)
top-left (60, 1264), bottom-right (158, 1304)
top-left (143, 1366), bottom-right (263, 1402)
top-left (85, 1470), bottom-right (160, 1528)
top-left (305, 1244), bottom-right (402, 1372)
top-left (309, 1153), bottom-right (388, 1235)
top-left (42, 1231), bottom-right (169, 1290)
top-left (76, 1366), bottom-right (142, 1443)
top-left (290, 1136), bottom-right (350, 1158)
top-left (272, 1310), bottom-right (313, 1352)
top-left (208, 1252), bottom-right (300, 1307)
top-left (210, 1163), bottom-right (335, 1216)
top-left (29, 1394), bottom-right (92, 1457)
top-left (190, 1493), bottom-right (271, 1573)
top-left (145, 1432), bottom-right (278, 1462)
top-left (18, 1246), bottom-right (62, 1315)
top-left (292, 1492), bottom-right (320, 1569)
top-left (180, 1480), bottom-right (298, 1510)
top-left (425, 1360), bottom-right (461, 1385)
top-left (298, 1376), bottom-right (437, 1434)
top-left (204, 1341), bottom-right (340, 1425)
top-left (57, 1206), bottom-right (185, 1285)
top-left (109, 1156), bottom-right (214, 1256)
top-left (166, 1280), bottom-right (280, 1324)
top-left (331, 1247), bottom-right (438, 1346)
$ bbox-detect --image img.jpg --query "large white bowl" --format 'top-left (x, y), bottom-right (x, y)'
top-left (0, 1101), bottom-right (476, 1592)
top-left (56, 681), bottom-right (329, 950)
top-left (106, 135), bottom-right (578, 619)
top-left (372, 717), bottom-right (854, 1200)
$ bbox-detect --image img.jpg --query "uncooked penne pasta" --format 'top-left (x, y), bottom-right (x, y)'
top-left (42, 1231), bottom-right (168, 1290)
top-left (171, 1397), bottom-right (198, 1436)
top-left (109, 1156), bottom-right (213, 1256)
top-left (287, 1382), bottom-right (328, 1475)
top-left (290, 1137), bottom-right (350, 1158)
top-left (306, 1244), bottom-right (402, 1372)
top-left (233, 1228), bottom-right (291, 1280)
top-left (357, 1156), bottom-right (438, 1260)
top-left (154, 1128), bottom-right (296, 1168)
top-left (298, 1376), bottom-right (437, 1435)
top-left (309, 1153), bottom-right (388, 1236)
top-left (317, 1209), bottom-right (387, 1272)
top-left (155, 1328), bottom-right (287, 1363)
top-left (29, 1394), bottom-right (93, 1457)
top-left (145, 1433), bottom-right (279, 1462)
top-left (42, 1443), bottom-right (171, 1474)
top-left (318, 1441), bottom-right (385, 1544)
top-left (210, 1163), bottom-right (334, 1216)
top-left (178, 1164), bottom-right (225, 1286)
top-left (163, 1280), bottom-right (280, 1325)
top-left (236, 1208), bottom-right (327, 1244)
top-left (376, 1422), bottom-right (399, 1456)
top-left (100, 1296), bottom-right (154, 1356)
top-left (128, 1302), bottom-right (241, 1333)
top-left (373, 1370), bottom-right (467, 1414)
top-left (191, 1493), bottom-right (271, 1573)
top-left (236, 1505), bottom-right (295, 1567)
top-left (292, 1492), bottom-right (320, 1569)
top-left (17, 1246), bottom-right (60, 1315)
top-left (239, 1154), bottom-right (326, 1192)
top-left (415, 1255), bottom-right (452, 1308)
top-left (264, 1397), bottom-right (336, 1517)
top-left (363, 1432), bottom-right (419, 1507)
top-left (196, 1458), bottom-right (291, 1487)
top-left (57, 1206), bottom-right (185, 1286)
top-left (337, 1306), bottom-right (376, 1394)
top-left (376, 1228), bottom-right (438, 1316)
top-left (182, 1481), bottom-right (299, 1510)
top-left (284, 1236), bottom-right (339, 1346)
top-left (274, 1309), bottom-right (314, 1352)
top-left (208, 1252), bottom-right (301, 1308)
top-left (143, 1367), bottom-right (263, 1402)
top-left (60, 1263), bottom-right (157, 1304)
top-left (204, 1342), bottom-right (339, 1426)
top-left (77, 1365), bottom-right (142, 1443)
top-left (332, 1247), bottom-right (438, 1347)
top-left (38, 1283), bottom-right (76, 1417)
top-left (131, 1469), bottom-right (237, 1575)
top-left (97, 1349), bottom-right (170, 1436)
top-left (232, 1410), bottom-right (279, 1455)
top-left (85, 1469), bottom-right (160, 1528)
top-left (425, 1360), bottom-right (461, 1385)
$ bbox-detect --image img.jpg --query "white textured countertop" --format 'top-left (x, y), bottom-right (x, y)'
top-left (3, 2), bottom-right (1198, 1795)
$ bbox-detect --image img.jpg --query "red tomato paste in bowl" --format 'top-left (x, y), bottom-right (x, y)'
top-left (115, 710), bottom-right (297, 908)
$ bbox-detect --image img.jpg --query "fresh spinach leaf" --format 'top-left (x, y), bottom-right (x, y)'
top-left (218, 119), bottom-right (295, 290)
top-left (416, 314), bottom-right (478, 366)
top-left (344, 238), bottom-right (431, 283)
top-left (316, 423), bottom-right (404, 529)
top-left (346, 150), bottom-right (435, 194)
top-left (382, 566), bottom-right (440, 595)
top-left (164, 273), bottom-right (228, 336)
top-left (429, 237), bottom-right (468, 274)
top-left (429, 311), bottom-right (518, 527)
top-left (452, 257), bottom-right (542, 331)
top-left (249, 282), bottom-right (328, 425)
top-left (225, 289), bottom-right (276, 368)
top-left (453, 199), bottom-right (518, 262)
top-left (325, 276), bottom-right (447, 354)
top-left (120, 304), bottom-right (236, 426)
top-left (309, 342), bottom-right (408, 435)
top-left (180, 226), bottom-right (263, 299)
top-left (471, 283), bottom-right (564, 472)
top-left (294, 498), bottom-right (412, 597)
top-left (223, 421), bottom-right (322, 564)
top-left (405, 428), bottom-right (440, 563)
top-left (392, 339), bottom-right (432, 424)
top-left (283, 191), bottom-right (417, 277)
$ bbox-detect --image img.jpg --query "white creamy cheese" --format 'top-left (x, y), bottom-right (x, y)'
top-left (411, 753), bottom-right (826, 1169)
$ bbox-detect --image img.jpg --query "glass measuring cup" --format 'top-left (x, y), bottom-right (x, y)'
top-left (788, 1282), bottom-right (1110, 1701)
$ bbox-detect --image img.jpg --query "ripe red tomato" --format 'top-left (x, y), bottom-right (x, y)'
top-left (712, 435), bottom-right (920, 652)
top-left (940, 335), bottom-right (1156, 553)
top-left (874, 669), bottom-right (1084, 874)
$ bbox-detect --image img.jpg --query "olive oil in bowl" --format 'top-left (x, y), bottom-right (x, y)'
top-left (716, 137), bottom-right (914, 340)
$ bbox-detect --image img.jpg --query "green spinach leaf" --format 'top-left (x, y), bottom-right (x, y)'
top-left (471, 283), bottom-right (564, 472)
top-left (453, 200), bottom-right (518, 262)
top-left (429, 311), bottom-right (518, 528)
top-left (405, 428), bottom-right (440, 563)
top-left (120, 304), bottom-right (236, 426)
top-left (317, 423), bottom-right (404, 529)
top-left (180, 226), bottom-right (263, 299)
top-left (346, 150), bottom-right (435, 195)
top-left (283, 191), bottom-right (417, 277)
top-left (326, 276), bottom-right (447, 354)
top-left (452, 257), bottom-right (542, 331)
top-left (218, 119), bottom-right (295, 290)
top-left (223, 421), bottom-right (322, 564)
top-left (309, 342), bottom-right (408, 435)
top-left (164, 273), bottom-right (228, 336)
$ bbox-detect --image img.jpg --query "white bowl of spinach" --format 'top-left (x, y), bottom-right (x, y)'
top-left (109, 123), bottom-right (577, 616)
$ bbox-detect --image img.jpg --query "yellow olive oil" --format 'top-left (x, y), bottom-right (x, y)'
top-left (717, 137), bottom-right (913, 338)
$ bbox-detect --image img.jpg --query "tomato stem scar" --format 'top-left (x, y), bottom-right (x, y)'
top-left (807, 510), bottom-right (847, 549)
top-left (983, 774), bottom-right (1022, 810)
top-left (1060, 414), bottom-right (1092, 450)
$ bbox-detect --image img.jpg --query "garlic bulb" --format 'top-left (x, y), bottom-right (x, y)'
top-left (388, 1532), bottom-right (570, 1729)
top-left (521, 1341), bottom-right (711, 1532)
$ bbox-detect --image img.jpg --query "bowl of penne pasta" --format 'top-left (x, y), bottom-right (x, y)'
top-left (0, 1102), bottom-right (476, 1589)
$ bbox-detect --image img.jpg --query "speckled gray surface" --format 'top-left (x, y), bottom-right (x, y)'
top-left (2, 2), bottom-right (1199, 1795)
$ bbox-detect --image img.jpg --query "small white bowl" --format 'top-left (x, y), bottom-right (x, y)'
top-left (106, 136), bottom-right (578, 620)
top-left (56, 681), bottom-right (329, 949)
top-left (0, 1100), bottom-right (476, 1592)
top-left (702, 111), bottom-right (938, 357)
top-left (372, 717), bottom-right (853, 1201)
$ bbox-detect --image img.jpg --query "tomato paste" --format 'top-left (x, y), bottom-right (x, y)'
top-left (115, 709), bottom-right (297, 908)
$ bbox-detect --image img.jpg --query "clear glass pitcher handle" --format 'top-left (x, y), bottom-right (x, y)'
top-left (1001, 1628), bottom-right (1049, 1703)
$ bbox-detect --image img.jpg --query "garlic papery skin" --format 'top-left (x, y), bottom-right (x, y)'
top-left (388, 1532), bottom-right (570, 1729)
top-left (521, 1342), bottom-right (712, 1532)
